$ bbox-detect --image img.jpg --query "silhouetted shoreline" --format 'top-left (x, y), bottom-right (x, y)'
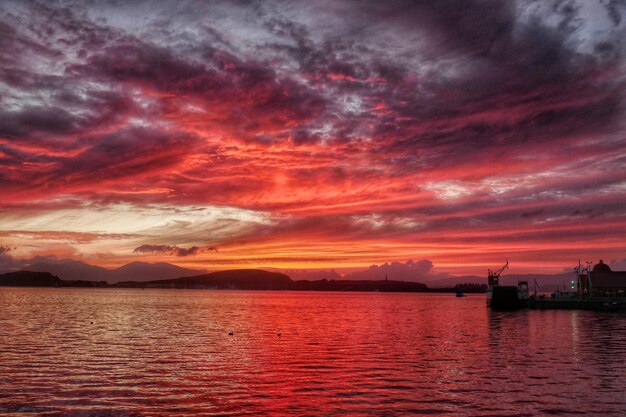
top-left (0, 270), bottom-right (487, 293)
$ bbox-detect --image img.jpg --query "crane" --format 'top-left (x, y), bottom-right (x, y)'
top-left (488, 260), bottom-right (508, 287)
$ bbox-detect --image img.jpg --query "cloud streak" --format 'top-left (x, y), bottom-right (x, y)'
top-left (0, 0), bottom-right (625, 274)
top-left (133, 244), bottom-right (217, 257)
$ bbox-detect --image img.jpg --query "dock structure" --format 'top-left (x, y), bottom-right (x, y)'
top-left (528, 260), bottom-right (626, 311)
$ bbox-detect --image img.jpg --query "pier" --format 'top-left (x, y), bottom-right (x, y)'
top-left (488, 259), bottom-right (626, 312)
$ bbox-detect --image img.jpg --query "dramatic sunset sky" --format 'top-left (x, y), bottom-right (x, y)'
top-left (1, 0), bottom-right (625, 277)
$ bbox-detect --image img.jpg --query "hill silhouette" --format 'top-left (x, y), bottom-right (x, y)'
top-left (0, 270), bottom-right (109, 287)
top-left (0, 267), bottom-right (433, 292)
top-left (117, 269), bottom-right (293, 290)
top-left (0, 271), bottom-right (62, 287)
top-left (27, 261), bottom-right (206, 283)
top-left (3, 259), bottom-right (580, 294)
top-left (117, 269), bottom-right (429, 292)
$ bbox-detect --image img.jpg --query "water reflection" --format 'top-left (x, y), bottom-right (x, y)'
top-left (0, 288), bottom-right (625, 416)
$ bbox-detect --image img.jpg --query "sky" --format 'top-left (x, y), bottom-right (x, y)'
top-left (1, 0), bottom-right (626, 277)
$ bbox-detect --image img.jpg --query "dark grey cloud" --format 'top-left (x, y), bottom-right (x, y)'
top-left (0, 245), bottom-right (21, 272)
top-left (3, 0), bottom-right (623, 157)
top-left (133, 244), bottom-right (217, 257)
top-left (0, 0), bottom-right (625, 268)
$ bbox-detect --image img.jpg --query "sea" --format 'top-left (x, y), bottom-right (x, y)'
top-left (1, 288), bottom-right (625, 416)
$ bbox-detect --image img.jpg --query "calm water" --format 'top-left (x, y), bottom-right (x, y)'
top-left (1, 288), bottom-right (625, 416)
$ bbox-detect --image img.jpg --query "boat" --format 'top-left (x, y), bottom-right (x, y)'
top-left (486, 261), bottom-right (529, 310)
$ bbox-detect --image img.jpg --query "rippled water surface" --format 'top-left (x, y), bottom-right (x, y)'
top-left (1, 288), bottom-right (626, 416)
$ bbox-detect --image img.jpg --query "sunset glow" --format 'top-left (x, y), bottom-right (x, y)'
top-left (1, 0), bottom-right (626, 276)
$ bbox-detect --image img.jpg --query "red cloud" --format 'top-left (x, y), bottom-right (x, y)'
top-left (1, 1), bottom-right (625, 273)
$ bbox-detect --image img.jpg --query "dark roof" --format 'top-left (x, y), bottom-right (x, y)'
top-left (590, 271), bottom-right (626, 288)
top-left (592, 260), bottom-right (612, 272)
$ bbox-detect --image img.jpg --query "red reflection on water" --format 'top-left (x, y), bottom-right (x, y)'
top-left (0, 289), bottom-right (625, 416)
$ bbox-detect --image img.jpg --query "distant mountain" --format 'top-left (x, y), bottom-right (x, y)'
top-left (27, 260), bottom-right (207, 283)
top-left (109, 262), bottom-right (206, 283)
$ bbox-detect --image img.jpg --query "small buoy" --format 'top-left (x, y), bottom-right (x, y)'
top-left (277, 333), bottom-right (281, 337)
top-left (228, 332), bottom-right (234, 336)
top-left (90, 322), bottom-right (93, 324)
